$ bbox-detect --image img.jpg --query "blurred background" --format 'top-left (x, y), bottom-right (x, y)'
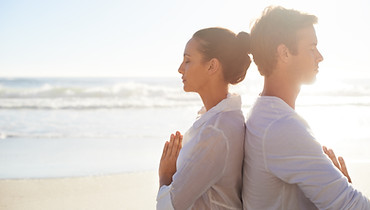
top-left (0, 0), bottom-right (369, 195)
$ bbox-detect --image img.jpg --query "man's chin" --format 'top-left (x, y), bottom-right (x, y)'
top-left (302, 76), bottom-right (317, 85)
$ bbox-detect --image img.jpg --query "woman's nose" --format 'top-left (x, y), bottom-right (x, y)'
top-left (178, 63), bottom-right (184, 74)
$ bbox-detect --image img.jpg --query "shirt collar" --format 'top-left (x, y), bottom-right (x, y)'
top-left (256, 96), bottom-right (295, 113)
top-left (193, 93), bottom-right (241, 128)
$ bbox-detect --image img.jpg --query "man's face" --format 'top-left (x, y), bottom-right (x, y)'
top-left (289, 25), bottom-right (324, 84)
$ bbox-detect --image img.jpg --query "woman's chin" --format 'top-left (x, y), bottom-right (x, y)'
top-left (183, 87), bottom-right (195, 93)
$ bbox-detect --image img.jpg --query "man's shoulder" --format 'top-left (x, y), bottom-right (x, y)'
top-left (264, 114), bottom-right (317, 150)
top-left (246, 102), bottom-right (299, 137)
top-left (269, 114), bottom-right (308, 131)
top-left (247, 107), bottom-right (314, 146)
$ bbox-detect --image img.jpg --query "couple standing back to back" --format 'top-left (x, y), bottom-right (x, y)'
top-left (156, 5), bottom-right (370, 210)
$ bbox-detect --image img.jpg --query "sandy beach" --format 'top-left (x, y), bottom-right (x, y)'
top-left (1, 162), bottom-right (369, 210)
top-left (0, 171), bottom-right (159, 210)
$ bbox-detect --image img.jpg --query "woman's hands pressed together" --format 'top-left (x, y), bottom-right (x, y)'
top-left (159, 131), bottom-right (183, 188)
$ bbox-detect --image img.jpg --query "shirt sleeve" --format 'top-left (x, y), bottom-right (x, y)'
top-left (264, 116), bottom-right (370, 209)
top-left (157, 125), bottom-right (229, 210)
top-left (156, 184), bottom-right (175, 210)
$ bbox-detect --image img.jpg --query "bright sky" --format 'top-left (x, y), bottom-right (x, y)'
top-left (0, 0), bottom-right (369, 79)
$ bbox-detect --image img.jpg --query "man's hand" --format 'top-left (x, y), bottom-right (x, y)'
top-left (323, 146), bottom-right (352, 183)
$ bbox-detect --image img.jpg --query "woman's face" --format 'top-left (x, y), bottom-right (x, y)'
top-left (178, 38), bottom-right (210, 93)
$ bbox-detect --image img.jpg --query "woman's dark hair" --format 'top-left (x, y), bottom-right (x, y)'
top-left (193, 27), bottom-right (251, 85)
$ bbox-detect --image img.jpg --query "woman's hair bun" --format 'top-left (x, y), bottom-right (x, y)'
top-left (236, 31), bottom-right (251, 54)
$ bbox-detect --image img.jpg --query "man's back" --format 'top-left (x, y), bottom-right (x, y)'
top-left (242, 96), bottom-right (370, 209)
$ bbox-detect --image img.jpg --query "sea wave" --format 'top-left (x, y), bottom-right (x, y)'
top-left (0, 131), bottom-right (137, 139)
top-left (0, 82), bottom-right (181, 98)
top-left (0, 98), bottom-right (201, 109)
top-left (1, 77), bottom-right (370, 109)
top-left (1, 94), bottom-right (370, 110)
top-left (0, 80), bottom-right (202, 109)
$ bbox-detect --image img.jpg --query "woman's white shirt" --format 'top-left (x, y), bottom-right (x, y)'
top-left (156, 93), bottom-right (245, 210)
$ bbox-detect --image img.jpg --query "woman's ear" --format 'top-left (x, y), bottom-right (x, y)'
top-left (207, 58), bottom-right (220, 75)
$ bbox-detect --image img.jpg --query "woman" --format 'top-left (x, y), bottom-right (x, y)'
top-left (156, 27), bottom-right (251, 209)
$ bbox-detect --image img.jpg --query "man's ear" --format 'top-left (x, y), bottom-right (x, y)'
top-left (277, 44), bottom-right (290, 63)
top-left (207, 58), bottom-right (220, 75)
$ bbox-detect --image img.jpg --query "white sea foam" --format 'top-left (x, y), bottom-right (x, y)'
top-left (1, 77), bottom-right (370, 177)
top-left (0, 78), bottom-right (201, 109)
top-left (0, 77), bottom-right (370, 109)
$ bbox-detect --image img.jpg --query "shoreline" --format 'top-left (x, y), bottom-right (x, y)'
top-left (0, 169), bottom-right (157, 180)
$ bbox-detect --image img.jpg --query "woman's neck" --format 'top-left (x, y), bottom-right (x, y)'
top-left (199, 84), bottom-right (228, 111)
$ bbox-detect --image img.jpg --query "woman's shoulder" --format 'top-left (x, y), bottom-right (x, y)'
top-left (207, 110), bottom-right (245, 129)
top-left (199, 110), bottom-right (245, 143)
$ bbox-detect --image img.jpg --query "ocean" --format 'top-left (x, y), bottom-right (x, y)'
top-left (0, 76), bottom-right (370, 179)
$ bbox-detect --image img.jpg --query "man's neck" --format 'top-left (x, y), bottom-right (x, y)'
top-left (261, 76), bottom-right (300, 109)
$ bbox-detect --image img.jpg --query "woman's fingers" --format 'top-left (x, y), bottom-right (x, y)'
top-left (161, 141), bottom-right (169, 160)
top-left (178, 133), bottom-right (183, 154)
top-left (170, 132), bottom-right (180, 157)
top-left (174, 131), bottom-right (183, 157)
top-left (162, 131), bottom-right (183, 160)
top-left (167, 134), bottom-right (175, 156)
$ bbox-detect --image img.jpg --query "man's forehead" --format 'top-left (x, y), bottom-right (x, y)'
top-left (296, 25), bottom-right (318, 44)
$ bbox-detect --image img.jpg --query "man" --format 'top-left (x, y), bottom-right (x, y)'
top-left (242, 6), bottom-right (370, 209)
